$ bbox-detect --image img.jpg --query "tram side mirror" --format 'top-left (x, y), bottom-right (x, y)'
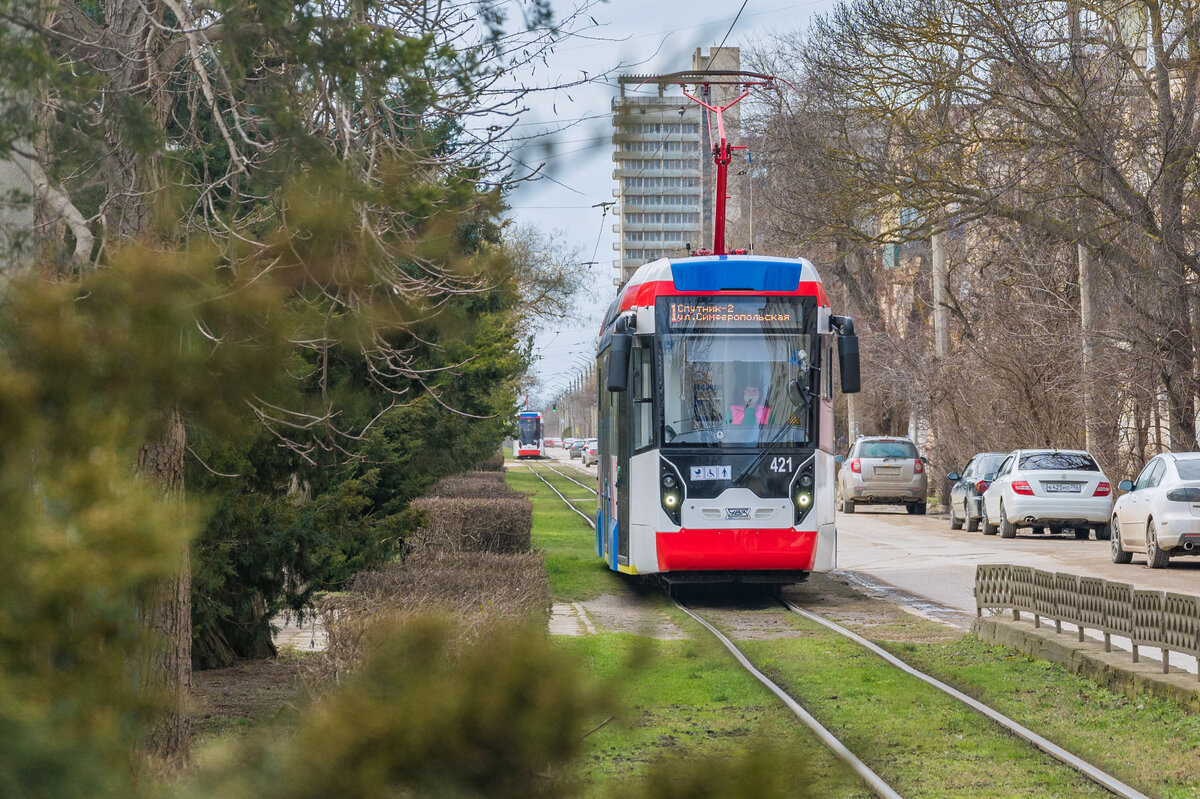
top-left (838, 333), bottom-right (861, 394)
top-left (607, 332), bottom-right (631, 393)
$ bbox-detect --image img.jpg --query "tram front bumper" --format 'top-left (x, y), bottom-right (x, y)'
top-left (655, 528), bottom-right (818, 572)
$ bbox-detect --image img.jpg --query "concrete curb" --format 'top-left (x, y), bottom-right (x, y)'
top-left (975, 615), bottom-right (1200, 713)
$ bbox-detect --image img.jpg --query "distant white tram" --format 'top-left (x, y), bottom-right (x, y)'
top-left (595, 255), bottom-right (860, 585)
top-left (514, 411), bottom-right (545, 459)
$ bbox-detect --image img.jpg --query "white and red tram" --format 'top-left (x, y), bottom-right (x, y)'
top-left (514, 411), bottom-right (545, 459)
top-left (595, 256), bottom-right (859, 584)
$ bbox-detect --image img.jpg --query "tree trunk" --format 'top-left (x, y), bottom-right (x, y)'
top-left (101, 0), bottom-right (167, 239)
top-left (135, 406), bottom-right (191, 763)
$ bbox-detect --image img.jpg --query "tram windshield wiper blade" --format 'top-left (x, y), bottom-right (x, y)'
top-left (729, 415), bottom-right (804, 487)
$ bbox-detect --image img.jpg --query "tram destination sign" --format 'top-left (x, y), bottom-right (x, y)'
top-left (664, 297), bottom-right (801, 330)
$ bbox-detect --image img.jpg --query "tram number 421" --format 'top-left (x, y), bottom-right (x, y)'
top-left (769, 456), bottom-right (793, 473)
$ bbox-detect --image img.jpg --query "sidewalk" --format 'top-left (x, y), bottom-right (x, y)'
top-left (976, 614), bottom-right (1200, 712)
top-left (272, 611), bottom-right (327, 653)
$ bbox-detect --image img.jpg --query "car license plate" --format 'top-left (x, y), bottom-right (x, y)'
top-left (1044, 483), bottom-right (1081, 493)
top-left (875, 466), bottom-right (900, 475)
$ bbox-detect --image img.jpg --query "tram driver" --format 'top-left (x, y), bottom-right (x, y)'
top-left (726, 383), bottom-right (773, 427)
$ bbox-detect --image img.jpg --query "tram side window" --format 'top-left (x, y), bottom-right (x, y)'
top-left (631, 345), bottom-right (654, 451)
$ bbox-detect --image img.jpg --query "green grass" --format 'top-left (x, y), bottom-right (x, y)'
top-left (507, 467), bottom-right (619, 600)
top-left (733, 614), bottom-right (1110, 798)
top-left (554, 622), bottom-right (872, 798)
top-left (880, 636), bottom-right (1200, 799)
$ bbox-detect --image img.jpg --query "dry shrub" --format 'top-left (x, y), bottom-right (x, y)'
top-left (430, 471), bottom-right (513, 498)
top-left (410, 496), bottom-right (532, 553)
top-left (315, 548), bottom-right (548, 683)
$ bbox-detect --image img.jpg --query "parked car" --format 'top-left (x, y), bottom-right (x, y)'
top-left (1111, 452), bottom-right (1200, 568)
top-left (980, 449), bottom-right (1112, 540)
top-left (569, 439), bottom-right (587, 459)
top-left (545, 437), bottom-right (561, 448)
top-left (581, 438), bottom-right (599, 466)
top-left (947, 452), bottom-right (1008, 532)
top-left (836, 436), bottom-right (928, 514)
top-left (561, 437), bottom-right (575, 451)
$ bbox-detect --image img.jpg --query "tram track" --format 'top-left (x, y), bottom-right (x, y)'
top-left (524, 462), bottom-right (1150, 799)
top-left (542, 462), bottom-right (597, 495)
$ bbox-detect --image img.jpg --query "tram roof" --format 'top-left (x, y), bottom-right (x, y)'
top-left (617, 255), bottom-right (827, 314)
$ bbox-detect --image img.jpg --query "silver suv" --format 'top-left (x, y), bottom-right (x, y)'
top-left (837, 436), bottom-right (928, 515)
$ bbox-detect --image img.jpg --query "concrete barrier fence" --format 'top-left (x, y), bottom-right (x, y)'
top-left (975, 564), bottom-right (1200, 680)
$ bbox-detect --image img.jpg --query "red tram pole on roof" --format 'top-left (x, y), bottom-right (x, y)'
top-left (634, 71), bottom-right (785, 256)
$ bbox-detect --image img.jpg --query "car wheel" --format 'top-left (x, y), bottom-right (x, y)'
top-left (906, 501), bottom-right (926, 515)
top-left (1093, 523), bottom-right (1111, 541)
top-left (1073, 527), bottom-right (1090, 540)
top-left (998, 502), bottom-right (1016, 538)
top-left (842, 497), bottom-right (855, 514)
top-left (981, 504), bottom-right (998, 535)
top-left (1146, 520), bottom-right (1170, 569)
top-left (965, 501), bottom-right (980, 532)
top-left (949, 502), bottom-right (963, 530)
top-left (1110, 518), bottom-right (1132, 563)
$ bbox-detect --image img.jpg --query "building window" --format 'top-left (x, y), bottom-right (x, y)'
top-left (882, 243), bottom-right (900, 268)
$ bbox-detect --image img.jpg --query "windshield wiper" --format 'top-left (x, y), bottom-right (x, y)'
top-left (729, 414), bottom-right (806, 487)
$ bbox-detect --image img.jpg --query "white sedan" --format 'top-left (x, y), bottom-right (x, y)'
top-left (1111, 452), bottom-right (1200, 568)
top-left (980, 449), bottom-right (1113, 540)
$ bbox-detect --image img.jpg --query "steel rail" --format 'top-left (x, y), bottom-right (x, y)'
top-left (525, 465), bottom-right (597, 529)
top-left (674, 600), bottom-right (902, 799)
top-left (782, 600), bottom-right (1150, 799)
top-left (543, 463), bottom-right (598, 495)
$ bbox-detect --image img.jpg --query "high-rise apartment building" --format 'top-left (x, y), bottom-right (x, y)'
top-left (610, 47), bottom-right (740, 287)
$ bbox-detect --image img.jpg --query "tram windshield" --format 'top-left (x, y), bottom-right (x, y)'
top-left (657, 297), bottom-right (815, 448)
top-left (518, 416), bottom-right (541, 445)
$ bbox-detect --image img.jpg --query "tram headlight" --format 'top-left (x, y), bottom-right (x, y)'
top-left (660, 462), bottom-right (683, 526)
top-left (793, 468), bottom-right (815, 525)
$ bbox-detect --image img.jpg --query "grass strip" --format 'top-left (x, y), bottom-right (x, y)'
top-left (557, 631), bottom-right (873, 798)
top-left (877, 635), bottom-right (1200, 799)
top-left (727, 609), bottom-right (1110, 799)
top-left (506, 468), bottom-right (618, 600)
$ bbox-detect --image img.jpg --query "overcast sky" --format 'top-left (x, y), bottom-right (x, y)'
top-left (496, 0), bottom-right (837, 404)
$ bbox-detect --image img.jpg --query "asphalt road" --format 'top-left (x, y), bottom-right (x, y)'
top-left (835, 505), bottom-right (1200, 620)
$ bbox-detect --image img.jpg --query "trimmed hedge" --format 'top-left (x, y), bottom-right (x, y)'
top-left (429, 471), bottom-right (512, 498)
top-left (410, 496), bottom-right (532, 553)
top-left (319, 549), bottom-right (549, 682)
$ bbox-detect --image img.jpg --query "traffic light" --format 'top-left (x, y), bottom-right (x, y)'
top-left (552, 403), bottom-right (557, 413)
